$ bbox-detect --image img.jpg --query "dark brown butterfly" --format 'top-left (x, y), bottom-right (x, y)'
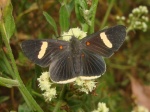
top-left (21, 25), bottom-right (126, 84)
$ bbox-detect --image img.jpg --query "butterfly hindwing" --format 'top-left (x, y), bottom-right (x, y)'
top-left (80, 49), bottom-right (106, 79)
top-left (81, 25), bottom-right (126, 57)
top-left (49, 50), bottom-right (76, 83)
top-left (21, 39), bottom-right (69, 67)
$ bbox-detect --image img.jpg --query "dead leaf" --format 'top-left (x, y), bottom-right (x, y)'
top-left (130, 76), bottom-right (150, 111)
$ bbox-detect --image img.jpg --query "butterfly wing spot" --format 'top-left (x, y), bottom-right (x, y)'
top-left (59, 45), bottom-right (63, 50)
top-left (100, 32), bottom-right (112, 48)
top-left (81, 53), bottom-right (85, 57)
top-left (38, 42), bottom-right (48, 59)
top-left (86, 41), bottom-right (90, 46)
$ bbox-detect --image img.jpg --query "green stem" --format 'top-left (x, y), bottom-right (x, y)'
top-left (0, 77), bottom-right (19, 87)
top-left (82, 23), bottom-right (89, 32)
top-left (100, 0), bottom-right (115, 29)
top-left (53, 85), bottom-right (66, 112)
top-left (89, 0), bottom-right (99, 33)
top-left (0, 22), bottom-right (43, 112)
top-left (1, 51), bottom-right (14, 76)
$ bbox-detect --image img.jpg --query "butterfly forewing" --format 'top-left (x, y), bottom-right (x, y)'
top-left (21, 39), bottom-right (69, 67)
top-left (81, 25), bottom-right (126, 57)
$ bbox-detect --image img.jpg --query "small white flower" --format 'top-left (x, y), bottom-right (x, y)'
top-left (74, 78), bottom-right (97, 94)
top-left (132, 8), bottom-right (140, 14)
top-left (132, 6), bottom-right (148, 14)
top-left (42, 88), bottom-right (57, 102)
top-left (75, 78), bottom-right (84, 86)
top-left (142, 16), bottom-right (149, 22)
top-left (131, 105), bottom-right (149, 112)
top-left (116, 16), bottom-right (125, 21)
top-left (129, 13), bottom-right (133, 18)
top-left (116, 16), bottom-right (120, 20)
top-left (92, 102), bottom-right (109, 112)
top-left (121, 16), bottom-right (126, 20)
top-left (127, 5), bottom-right (149, 32)
top-left (135, 21), bottom-right (141, 26)
top-left (37, 72), bottom-right (52, 90)
top-left (142, 22), bottom-right (147, 31)
top-left (37, 72), bottom-right (57, 102)
top-left (38, 81), bottom-right (51, 91)
top-left (62, 28), bottom-right (87, 41)
top-left (84, 9), bottom-right (89, 15)
top-left (85, 80), bottom-right (97, 92)
top-left (139, 6), bottom-right (148, 14)
top-left (38, 72), bottom-right (50, 81)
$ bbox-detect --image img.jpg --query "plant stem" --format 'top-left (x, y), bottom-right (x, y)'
top-left (89, 0), bottom-right (99, 34)
top-left (1, 51), bottom-right (14, 76)
top-left (0, 21), bottom-right (43, 112)
top-left (53, 85), bottom-right (66, 112)
top-left (100, 0), bottom-right (115, 29)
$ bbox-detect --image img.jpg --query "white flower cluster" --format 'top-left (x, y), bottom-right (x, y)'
top-left (116, 16), bottom-right (126, 21)
top-left (116, 16), bottom-right (126, 25)
top-left (92, 102), bottom-right (109, 112)
top-left (127, 6), bottom-right (149, 32)
top-left (131, 6), bottom-right (148, 14)
top-left (84, 9), bottom-right (90, 16)
top-left (131, 105), bottom-right (149, 112)
top-left (83, 9), bottom-right (92, 25)
top-left (37, 72), bottom-right (57, 102)
top-left (62, 27), bottom-right (87, 41)
top-left (74, 78), bottom-right (97, 94)
top-left (116, 6), bottom-right (149, 32)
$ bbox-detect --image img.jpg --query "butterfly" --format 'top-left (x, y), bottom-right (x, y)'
top-left (21, 25), bottom-right (126, 84)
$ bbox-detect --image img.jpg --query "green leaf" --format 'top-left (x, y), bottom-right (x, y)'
top-left (75, 0), bottom-right (85, 23)
top-left (0, 96), bottom-right (9, 103)
top-left (43, 11), bottom-right (58, 36)
top-left (0, 77), bottom-right (19, 88)
top-left (59, 5), bottom-right (70, 33)
top-left (89, 0), bottom-right (99, 33)
top-left (66, 0), bottom-right (75, 14)
top-left (3, 1), bottom-right (15, 39)
top-left (0, 33), bottom-right (2, 46)
top-left (18, 103), bottom-right (32, 112)
top-left (33, 65), bottom-right (42, 88)
top-left (0, 51), bottom-right (14, 76)
top-left (19, 90), bottom-right (35, 111)
top-left (75, 0), bottom-right (89, 30)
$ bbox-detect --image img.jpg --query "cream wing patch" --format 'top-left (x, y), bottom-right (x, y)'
top-left (100, 32), bottom-right (112, 48)
top-left (51, 78), bottom-right (77, 84)
top-left (38, 42), bottom-right (48, 59)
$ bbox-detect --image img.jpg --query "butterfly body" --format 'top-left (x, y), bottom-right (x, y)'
top-left (21, 25), bottom-right (126, 83)
top-left (69, 36), bottom-right (82, 74)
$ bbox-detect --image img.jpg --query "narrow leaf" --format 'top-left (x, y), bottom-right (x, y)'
top-left (75, 0), bottom-right (85, 23)
top-left (59, 5), bottom-right (70, 33)
top-left (2, 1), bottom-right (15, 39)
top-left (67, 0), bottom-right (75, 14)
top-left (43, 11), bottom-right (58, 36)
top-left (0, 96), bottom-right (9, 103)
top-left (18, 103), bottom-right (32, 112)
top-left (0, 77), bottom-right (19, 88)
